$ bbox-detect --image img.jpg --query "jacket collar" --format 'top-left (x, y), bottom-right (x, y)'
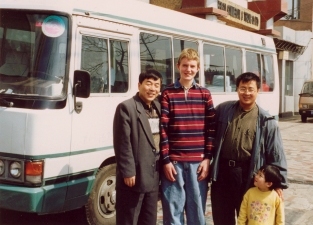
top-left (133, 93), bottom-right (161, 148)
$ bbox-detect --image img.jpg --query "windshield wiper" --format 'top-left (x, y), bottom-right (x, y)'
top-left (0, 98), bottom-right (14, 107)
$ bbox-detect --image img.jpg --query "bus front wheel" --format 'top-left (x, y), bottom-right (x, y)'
top-left (85, 163), bottom-right (116, 225)
top-left (301, 115), bottom-right (307, 122)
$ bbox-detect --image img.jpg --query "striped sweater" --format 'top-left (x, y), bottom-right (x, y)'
top-left (160, 79), bottom-right (215, 164)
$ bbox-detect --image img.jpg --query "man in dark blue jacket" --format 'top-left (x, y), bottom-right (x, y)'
top-left (210, 72), bottom-right (288, 225)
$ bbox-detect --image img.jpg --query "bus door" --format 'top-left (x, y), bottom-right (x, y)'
top-left (67, 27), bottom-right (132, 204)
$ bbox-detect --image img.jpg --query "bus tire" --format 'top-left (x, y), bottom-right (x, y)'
top-left (85, 163), bottom-right (116, 225)
top-left (301, 115), bottom-right (307, 122)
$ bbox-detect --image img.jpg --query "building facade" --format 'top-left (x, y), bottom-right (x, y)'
top-left (275, 0), bottom-right (313, 115)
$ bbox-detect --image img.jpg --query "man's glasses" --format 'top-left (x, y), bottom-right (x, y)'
top-left (238, 88), bottom-right (256, 94)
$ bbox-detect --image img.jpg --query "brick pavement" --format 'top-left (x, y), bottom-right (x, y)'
top-left (279, 116), bottom-right (313, 225)
top-left (279, 115), bottom-right (313, 184)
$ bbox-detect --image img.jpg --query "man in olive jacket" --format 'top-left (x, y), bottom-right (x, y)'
top-left (113, 70), bottom-right (162, 225)
top-left (210, 72), bottom-right (288, 225)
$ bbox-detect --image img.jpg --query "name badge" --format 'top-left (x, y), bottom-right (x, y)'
top-left (149, 118), bottom-right (159, 134)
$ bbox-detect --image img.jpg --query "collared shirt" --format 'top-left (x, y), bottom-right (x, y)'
top-left (141, 100), bottom-right (160, 152)
top-left (221, 104), bottom-right (258, 161)
top-left (160, 79), bottom-right (216, 163)
top-left (174, 78), bottom-right (198, 101)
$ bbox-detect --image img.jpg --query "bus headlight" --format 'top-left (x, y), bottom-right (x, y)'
top-left (10, 161), bottom-right (22, 178)
top-left (0, 160), bottom-right (4, 176)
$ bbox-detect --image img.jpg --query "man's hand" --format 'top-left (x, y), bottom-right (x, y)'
top-left (124, 176), bottom-right (135, 187)
top-left (197, 159), bottom-right (210, 181)
top-left (163, 163), bottom-right (177, 182)
top-left (275, 188), bottom-right (284, 200)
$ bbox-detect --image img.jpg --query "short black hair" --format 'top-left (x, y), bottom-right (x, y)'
top-left (236, 72), bottom-right (261, 89)
top-left (138, 69), bottom-right (162, 84)
top-left (258, 165), bottom-right (282, 190)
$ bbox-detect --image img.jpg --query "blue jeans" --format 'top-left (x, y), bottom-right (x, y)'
top-left (161, 161), bottom-right (208, 225)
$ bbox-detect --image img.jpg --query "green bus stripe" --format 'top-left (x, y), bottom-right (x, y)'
top-left (44, 170), bottom-right (96, 186)
top-left (0, 145), bottom-right (113, 160)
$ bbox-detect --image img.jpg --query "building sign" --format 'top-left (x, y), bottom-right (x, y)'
top-left (217, 0), bottom-right (260, 31)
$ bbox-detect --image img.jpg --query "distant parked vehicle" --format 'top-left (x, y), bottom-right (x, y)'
top-left (299, 80), bottom-right (313, 122)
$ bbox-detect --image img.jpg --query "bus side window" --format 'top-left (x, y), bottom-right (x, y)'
top-left (81, 36), bottom-right (109, 93)
top-left (261, 54), bottom-right (274, 92)
top-left (225, 47), bottom-right (242, 92)
top-left (110, 39), bottom-right (129, 93)
top-left (246, 51), bottom-right (261, 77)
top-left (139, 32), bottom-right (172, 91)
top-left (81, 35), bottom-right (129, 94)
top-left (203, 44), bottom-right (225, 92)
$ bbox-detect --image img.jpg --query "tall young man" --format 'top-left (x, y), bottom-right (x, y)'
top-left (160, 48), bottom-right (215, 225)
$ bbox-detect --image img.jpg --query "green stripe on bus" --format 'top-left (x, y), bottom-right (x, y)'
top-left (0, 145), bottom-right (113, 160)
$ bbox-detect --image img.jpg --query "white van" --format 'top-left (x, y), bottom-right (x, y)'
top-left (299, 80), bottom-right (313, 122)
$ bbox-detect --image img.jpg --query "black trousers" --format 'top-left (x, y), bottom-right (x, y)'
top-left (116, 188), bottom-right (158, 225)
top-left (211, 163), bottom-right (250, 225)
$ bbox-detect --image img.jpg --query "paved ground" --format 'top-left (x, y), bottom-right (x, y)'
top-left (157, 115), bottom-right (313, 225)
top-left (278, 115), bottom-right (313, 225)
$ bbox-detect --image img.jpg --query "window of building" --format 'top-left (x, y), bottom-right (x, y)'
top-left (284, 0), bottom-right (300, 20)
top-left (285, 60), bottom-right (293, 96)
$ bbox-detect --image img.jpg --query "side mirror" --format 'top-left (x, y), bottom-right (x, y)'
top-left (73, 70), bottom-right (91, 113)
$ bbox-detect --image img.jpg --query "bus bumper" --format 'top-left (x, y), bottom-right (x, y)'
top-left (0, 173), bottom-right (95, 213)
top-left (0, 181), bottom-right (71, 213)
top-left (0, 183), bottom-right (45, 212)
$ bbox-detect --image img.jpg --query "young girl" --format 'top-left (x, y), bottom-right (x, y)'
top-left (237, 165), bottom-right (285, 225)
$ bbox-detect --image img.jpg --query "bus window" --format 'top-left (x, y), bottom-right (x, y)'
top-left (203, 44), bottom-right (225, 92)
top-left (0, 12), bottom-right (68, 97)
top-left (225, 47), bottom-right (242, 92)
top-left (261, 54), bottom-right (274, 92)
top-left (246, 51), bottom-right (261, 77)
top-left (140, 32), bottom-right (172, 90)
top-left (173, 39), bottom-right (198, 81)
top-left (81, 36), bottom-right (108, 93)
top-left (81, 36), bottom-right (129, 93)
top-left (110, 40), bottom-right (129, 93)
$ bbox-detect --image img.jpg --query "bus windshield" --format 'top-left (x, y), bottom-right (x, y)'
top-left (0, 10), bottom-right (69, 97)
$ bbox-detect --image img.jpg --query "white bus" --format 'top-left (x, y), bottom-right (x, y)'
top-left (0, 0), bottom-right (279, 224)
